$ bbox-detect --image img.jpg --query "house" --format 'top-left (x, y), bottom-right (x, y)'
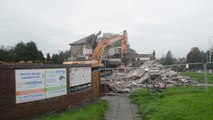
top-left (69, 32), bottom-right (99, 59)
top-left (135, 53), bottom-right (155, 61)
top-left (133, 50), bottom-right (156, 67)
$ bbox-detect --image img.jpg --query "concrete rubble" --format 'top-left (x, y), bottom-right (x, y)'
top-left (101, 60), bottom-right (198, 93)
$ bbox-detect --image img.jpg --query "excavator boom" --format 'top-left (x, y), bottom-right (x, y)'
top-left (64, 30), bottom-right (128, 67)
top-left (92, 30), bottom-right (128, 65)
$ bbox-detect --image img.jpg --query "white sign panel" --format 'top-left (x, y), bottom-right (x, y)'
top-left (186, 64), bottom-right (189, 69)
top-left (45, 68), bottom-right (67, 98)
top-left (15, 69), bottom-right (45, 103)
top-left (70, 67), bottom-right (91, 92)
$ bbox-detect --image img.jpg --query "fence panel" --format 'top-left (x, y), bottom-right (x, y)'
top-left (92, 71), bottom-right (100, 99)
top-left (0, 64), bottom-right (100, 120)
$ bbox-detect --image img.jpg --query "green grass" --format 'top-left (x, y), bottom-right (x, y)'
top-left (181, 71), bottom-right (213, 83)
top-left (34, 100), bottom-right (109, 120)
top-left (130, 87), bottom-right (213, 120)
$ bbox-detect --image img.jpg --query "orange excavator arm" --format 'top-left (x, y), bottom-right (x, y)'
top-left (121, 30), bottom-right (128, 59)
top-left (92, 30), bottom-right (128, 64)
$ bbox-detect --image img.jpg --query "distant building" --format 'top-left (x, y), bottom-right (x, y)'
top-left (135, 54), bottom-right (155, 61)
top-left (133, 50), bottom-right (156, 67)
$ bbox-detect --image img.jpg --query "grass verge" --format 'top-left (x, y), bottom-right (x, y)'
top-left (34, 100), bottom-right (109, 120)
top-left (181, 71), bottom-right (213, 83)
top-left (130, 86), bottom-right (213, 120)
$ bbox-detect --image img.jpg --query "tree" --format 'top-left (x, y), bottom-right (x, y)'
top-left (186, 47), bottom-right (202, 63)
top-left (51, 50), bottom-right (70, 64)
top-left (201, 51), bottom-right (207, 63)
top-left (52, 54), bottom-right (60, 64)
top-left (0, 45), bottom-right (8, 61)
top-left (160, 50), bottom-right (174, 65)
top-left (0, 45), bottom-right (15, 61)
top-left (46, 53), bottom-right (51, 63)
top-left (13, 41), bottom-right (44, 62)
top-left (25, 41), bottom-right (39, 60)
top-left (37, 50), bottom-right (45, 62)
top-left (14, 42), bottom-right (26, 61)
top-left (0, 45), bottom-right (7, 61)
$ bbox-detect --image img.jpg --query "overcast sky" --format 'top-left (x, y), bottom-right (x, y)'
top-left (1, 0), bottom-right (213, 58)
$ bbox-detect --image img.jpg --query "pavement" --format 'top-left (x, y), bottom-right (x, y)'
top-left (101, 94), bottom-right (142, 120)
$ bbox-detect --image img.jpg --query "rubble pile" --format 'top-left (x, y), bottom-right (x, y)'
top-left (101, 60), bottom-right (198, 93)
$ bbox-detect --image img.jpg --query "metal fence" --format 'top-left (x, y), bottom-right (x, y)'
top-left (167, 62), bottom-right (212, 91)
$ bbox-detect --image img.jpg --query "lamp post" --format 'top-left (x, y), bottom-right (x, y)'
top-left (105, 59), bottom-right (106, 73)
top-left (209, 36), bottom-right (213, 62)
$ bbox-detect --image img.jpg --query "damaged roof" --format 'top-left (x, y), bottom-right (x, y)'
top-left (70, 31), bottom-right (101, 46)
top-left (70, 34), bottom-right (96, 45)
top-left (137, 54), bottom-right (154, 58)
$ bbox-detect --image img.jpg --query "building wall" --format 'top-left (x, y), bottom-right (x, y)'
top-left (70, 45), bottom-right (83, 57)
top-left (135, 57), bottom-right (150, 61)
top-left (0, 64), bottom-right (100, 120)
top-left (70, 44), bottom-right (92, 58)
top-left (83, 44), bottom-right (93, 55)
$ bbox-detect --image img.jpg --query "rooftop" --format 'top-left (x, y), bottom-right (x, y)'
top-left (70, 34), bottom-right (96, 45)
top-left (137, 54), bottom-right (154, 58)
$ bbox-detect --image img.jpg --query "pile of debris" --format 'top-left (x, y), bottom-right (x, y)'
top-left (101, 60), bottom-right (198, 93)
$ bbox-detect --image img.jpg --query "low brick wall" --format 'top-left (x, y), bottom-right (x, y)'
top-left (0, 64), bottom-right (98, 120)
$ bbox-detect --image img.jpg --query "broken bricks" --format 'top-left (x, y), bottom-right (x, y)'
top-left (101, 60), bottom-right (198, 93)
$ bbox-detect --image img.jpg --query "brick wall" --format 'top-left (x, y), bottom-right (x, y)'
top-left (0, 68), bottom-right (15, 120)
top-left (0, 64), bottom-right (98, 120)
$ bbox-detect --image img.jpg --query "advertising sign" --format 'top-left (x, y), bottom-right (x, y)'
top-left (70, 67), bottom-right (91, 92)
top-left (15, 69), bottom-right (45, 103)
top-left (45, 68), bottom-right (67, 98)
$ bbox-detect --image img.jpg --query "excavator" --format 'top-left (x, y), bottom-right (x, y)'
top-left (63, 30), bottom-right (128, 67)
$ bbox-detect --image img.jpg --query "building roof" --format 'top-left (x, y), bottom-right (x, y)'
top-left (70, 34), bottom-right (95, 45)
top-left (137, 54), bottom-right (154, 58)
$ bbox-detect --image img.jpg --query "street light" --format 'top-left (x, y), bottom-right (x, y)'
top-left (209, 36), bottom-right (213, 62)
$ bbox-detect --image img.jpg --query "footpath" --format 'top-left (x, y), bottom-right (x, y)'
top-left (102, 94), bottom-right (142, 120)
